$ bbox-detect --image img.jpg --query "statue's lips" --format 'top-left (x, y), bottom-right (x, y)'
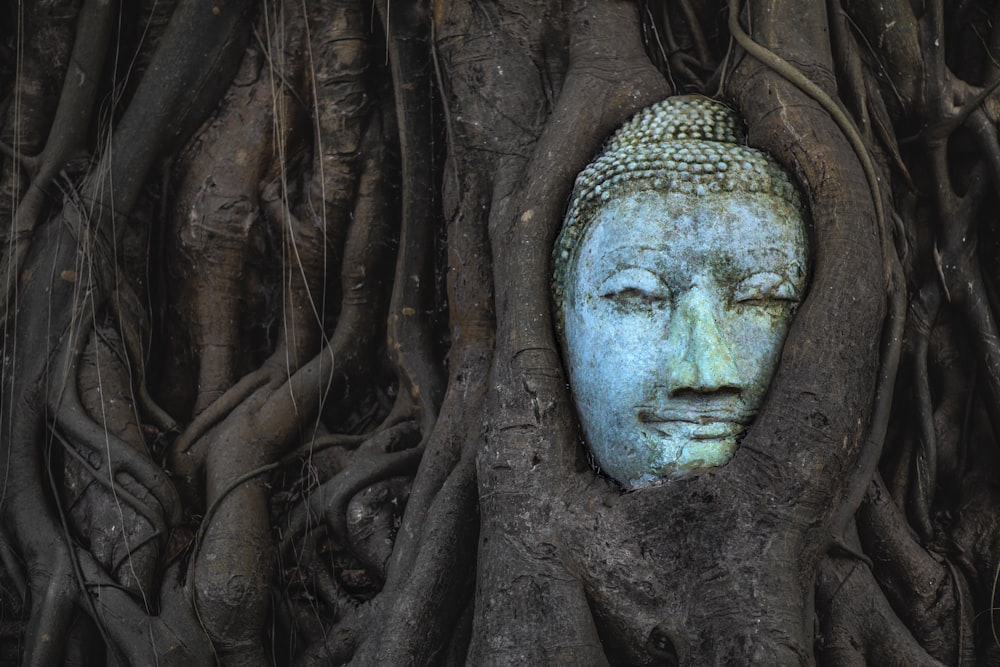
top-left (637, 409), bottom-right (750, 441)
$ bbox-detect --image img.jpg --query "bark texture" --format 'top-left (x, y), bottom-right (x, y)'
top-left (0, 0), bottom-right (998, 664)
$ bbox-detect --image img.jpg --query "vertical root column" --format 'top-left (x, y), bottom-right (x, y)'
top-left (267, 0), bottom-right (373, 371)
top-left (65, 324), bottom-right (161, 598)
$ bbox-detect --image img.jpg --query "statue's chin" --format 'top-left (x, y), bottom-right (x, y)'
top-left (603, 423), bottom-right (743, 489)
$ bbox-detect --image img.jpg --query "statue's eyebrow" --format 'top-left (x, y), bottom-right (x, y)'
top-left (593, 245), bottom-right (665, 266)
top-left (728, 245), bottom-right (806, 271)
top-left (595, 265), bottom-right (668, 289)
top-left (585, 247), bottom-right (669, 283)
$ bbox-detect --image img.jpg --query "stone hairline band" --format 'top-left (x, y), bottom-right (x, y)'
top-left (552, 94), bottom-right (803, 333)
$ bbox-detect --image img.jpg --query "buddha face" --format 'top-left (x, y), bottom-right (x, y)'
top-left (563, 189), bottom-right (808, 488)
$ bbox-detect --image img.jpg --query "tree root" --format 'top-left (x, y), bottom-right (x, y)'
top-left (280, 444), bottom-right (424, 562)
top-left (907, 281), bottom-right (943, 540)
top-left (857, 475), bottom-right (975, 662)
top-left (355, 441), bottom-right (478, 665)
top-left (167, 359), bottom-right (279, 511)
top-left (0, 0), bottom-right (112, 325)
top-left (77, 553), bottom-right (214, 665)
top-left (378, 0), bottom-right (444, 439)
top-left (472, 0), bottom-right (671, 662)
top-left (69, 324), bottom-right (163, 595)
top-left (817, 552), bottom-right (945, 666)
top-left (48, 328), bottom-right (181, 531)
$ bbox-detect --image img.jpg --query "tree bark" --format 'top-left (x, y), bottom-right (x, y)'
top-left (1, 0), bottom-right (999, 664)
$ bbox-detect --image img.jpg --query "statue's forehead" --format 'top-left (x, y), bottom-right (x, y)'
top-left (580, 190), bottom-right (807, 251)
top-left (552, 96), bottom-right (809, 336)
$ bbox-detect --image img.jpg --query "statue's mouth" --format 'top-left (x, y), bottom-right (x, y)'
top-left (637, 409), bottom-right (751, 441)
top-left (637, 408), bottom-right (750, 424)
top-left (642, 420), bottom-right (745, 441)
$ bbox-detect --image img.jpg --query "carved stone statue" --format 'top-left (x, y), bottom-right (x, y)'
top-left (553, 95), bottom-right (809, 488)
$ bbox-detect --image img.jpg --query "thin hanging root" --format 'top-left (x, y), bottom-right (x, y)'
top-left (109, 273), bottom-right (178, 435)
top-left (263, 195), bottom-right (327, 371)
top-left (0, 0), bottom-right (116, 324)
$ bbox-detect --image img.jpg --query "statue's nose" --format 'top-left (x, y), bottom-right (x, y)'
top-left (662, 286), bottom-right (743, 396)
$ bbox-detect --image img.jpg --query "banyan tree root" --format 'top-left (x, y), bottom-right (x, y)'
top-left (64, 324), bottom-right (162, 599)
top-left (0, 0), bottom-right (111, 323)
top-left (8, 0), bottom-right (1000, 664)
top-left (164, 34), bottom-right (300, 420)
top-left (816, 550), bottom-right (947, 666)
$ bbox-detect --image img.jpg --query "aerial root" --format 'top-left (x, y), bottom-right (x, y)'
top-left (816, 549), bottom-right (946, 666)
top-left (857, 475), bottom-right (972, 662)
top-left (280, 443), bottom-right (424, 562)
top-left (48, 331), bottom-right (181, 529)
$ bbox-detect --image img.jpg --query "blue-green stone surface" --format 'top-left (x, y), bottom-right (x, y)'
top-left (562, 189), bottom-right (808, 487)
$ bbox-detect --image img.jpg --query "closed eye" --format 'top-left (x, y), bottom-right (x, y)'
top-left (733, 271), bottom-right (801, 304)
top-left (598, 268), bottom-right (671, 306)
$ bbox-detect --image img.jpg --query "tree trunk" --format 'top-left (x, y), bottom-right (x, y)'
top-left (0, 0), bottom-right (997, 664)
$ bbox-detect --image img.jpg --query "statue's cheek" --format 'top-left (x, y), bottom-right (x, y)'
top-left (722, 306), bottom-right (798, 392)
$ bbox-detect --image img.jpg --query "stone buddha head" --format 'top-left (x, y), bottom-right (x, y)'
top-left (553, 96), bottom-right (809, 489)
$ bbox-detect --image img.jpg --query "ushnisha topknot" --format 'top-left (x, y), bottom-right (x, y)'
top-left (553, 95), bottom-right (803, 330)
